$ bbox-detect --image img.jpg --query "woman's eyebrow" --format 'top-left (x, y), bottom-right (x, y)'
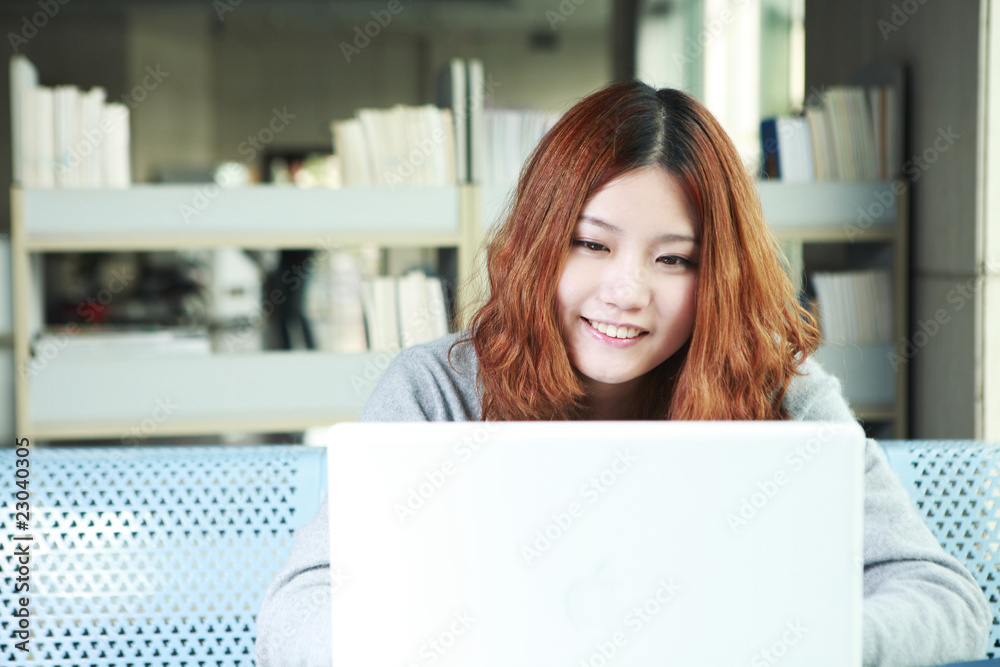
top-left (578, 215), bottom-right (699, 245)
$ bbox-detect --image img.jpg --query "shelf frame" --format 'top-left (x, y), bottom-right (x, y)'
top-left (12, 181), bottom-right (910, 441)
top-left (11, 184), bottom-right (474, 442)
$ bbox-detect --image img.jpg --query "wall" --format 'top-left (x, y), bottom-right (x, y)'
top-left (805, 0), bottom-right (984, 437)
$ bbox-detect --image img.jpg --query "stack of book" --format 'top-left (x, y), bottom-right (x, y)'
top-left (810, 270), bottom-right (893, 345)
top-left (760, 85), bottom-right (901, 182)
top-left (304, 249), bottom-right (369, 353)
top-left (760, 116), bottom-right (814, 182)
top-left (331, 105), bottom-right (457, 187)
top-left (436, 57), bottom-right (486, 184)
top-left (331, 58), bottom-right (560, 189)
top-left (10, 55), bottom-right (131, 188)
top-left (484, 108), bottom-right (561, 187)
top-left (31, 326), bottom-right (211, 358)
top-left (361, 270), bottom-right (449, 352)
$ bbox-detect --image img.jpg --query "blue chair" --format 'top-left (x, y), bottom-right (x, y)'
top-left (882, 440), bottom-right (1000, 662)
top-left (0, 445), bottom-right (325, 666)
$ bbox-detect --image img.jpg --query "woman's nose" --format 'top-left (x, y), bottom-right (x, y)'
top-left (600, 260), bottom-right (652, 310)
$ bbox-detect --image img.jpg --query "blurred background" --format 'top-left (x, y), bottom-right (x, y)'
top-left (0, 0), bottom-right (995, 445)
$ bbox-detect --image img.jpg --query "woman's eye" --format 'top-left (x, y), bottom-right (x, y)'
top-left (571, 239), bottom-right (608, 252)
top-left (658, 255), bottom-right (694, 267)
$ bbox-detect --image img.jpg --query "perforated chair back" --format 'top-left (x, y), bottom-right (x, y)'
top-left (1, 445), bottom-right (325, 666)
top-left (881, 440), bottom-right (1000, 659)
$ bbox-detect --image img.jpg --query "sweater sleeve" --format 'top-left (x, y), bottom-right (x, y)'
top-left (790, 357), bottom-right (991, 666)
top-left (255, 337), bottom-right (480, 666)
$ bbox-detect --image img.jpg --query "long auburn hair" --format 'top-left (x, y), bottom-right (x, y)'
top-left (463, 80), bottom-right (820, 421)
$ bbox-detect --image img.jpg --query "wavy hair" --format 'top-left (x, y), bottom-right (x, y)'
top-left (463, 80), bottom-right (820, 421)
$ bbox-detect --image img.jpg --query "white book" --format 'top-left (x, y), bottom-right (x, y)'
top-left (309, 250), bottom-right (368, 353)
top-left (9, 55), bottom-right (39, 186)
top-left (811, 274), bottom-right (836, 342)
top-left (33, 327), bottom-right (212, 358)
top-left (425, 275), bottom-right (450, 339)
top-left (438, 107), bottom-right (457, 186)
top-left (397, 271), bottom-right (435, 348)
top-left (357, 109), bottom-right (386, 185)
top-left (853, 88), bottom-right (879, 181)
top-left (467, 58), bottom-right (487, 185)
top-left (871, 270), bottom-right (894, 343)
top-left (81, 87), bottom-right (106, 188)
top-left (424, 105), bottom-right (454, 186)
top-left (361, 276), bottom-right (400, 352)
top-left (776, 117), bottom-right (813, 183)
top-left (853, 272), bottom-right (875, 344)
top-left (884, 86), bottom-right (903, 180)
top-left (19, 86), bottom-right (38, 187)
top-left (53, 85), bottom-right (83, 187)
top-left (101, 102), bottom-right (131, 187)
top-left (825, 89), bottom-right (851, 181)
top-left (836, 273), bottom-right (858, 343)
top-left (34, 87), bottom-right (56, 188)
top-left (446, 58), bottom-right (468, 183)
top-left (385, 106), bottom-right (408, 185)
top-left (805, 106), bottom-right (829, 181)
top-left (332, 119), bottom-right (371, 186)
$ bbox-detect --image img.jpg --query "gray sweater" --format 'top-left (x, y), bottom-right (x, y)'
top-left (256, 334), bottom-right (990, 666)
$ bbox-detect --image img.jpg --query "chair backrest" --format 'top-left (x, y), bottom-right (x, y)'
top-left (1, 444), bottom-right (325, 666)
top-left (881, 440), bottom-right (1000, 659)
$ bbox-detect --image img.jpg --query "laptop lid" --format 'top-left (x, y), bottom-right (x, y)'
top-left (323, 420), bottom-right (864, 667)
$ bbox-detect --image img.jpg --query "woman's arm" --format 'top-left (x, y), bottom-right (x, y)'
top-left (789, 357), bottom-right (991, 666)
top-left (860, 440), bottom-right (991, 666)
top-left (255, 336), bottom-right (480, 666)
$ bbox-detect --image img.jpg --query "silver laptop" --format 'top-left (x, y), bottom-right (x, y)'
top-left (322, 420), bottom-right (865, 666)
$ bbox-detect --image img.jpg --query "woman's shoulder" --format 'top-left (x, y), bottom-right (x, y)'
top-left (359, 332), bottom-right (481, 421)
top-left (399, 331), bottom-right (477, 368)
top-left (783, 354), bottom-right (856, 422)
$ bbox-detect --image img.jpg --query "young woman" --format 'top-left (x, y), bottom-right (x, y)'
top-left (256, 81), bottom-right (990, 666)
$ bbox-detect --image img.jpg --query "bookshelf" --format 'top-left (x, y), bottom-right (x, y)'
top-left (758, 180), bottom-right (909, 438)
top-left (10, 184), bottom-right (478, 442)
top-left (11, 180), bottom-right (907, 441)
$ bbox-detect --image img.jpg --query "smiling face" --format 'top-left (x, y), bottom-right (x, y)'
top-left (556, 166), bottom-right (700, 399)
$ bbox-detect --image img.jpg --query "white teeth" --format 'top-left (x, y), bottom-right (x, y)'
top-left (586, 319), bottom-right (642, 339)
